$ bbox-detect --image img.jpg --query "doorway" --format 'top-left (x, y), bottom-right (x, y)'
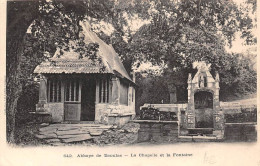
top-left (64, 79), bottom-right (81, 121)
top-left (81, 78), bottom-right (96, 121)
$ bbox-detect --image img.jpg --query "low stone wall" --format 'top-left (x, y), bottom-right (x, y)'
top-left (141, 103), bottom-right (187, 113)
top-left (224, 123), bottom-right (257, 142)
top-left (45, 103), bottom-right (64, 122)
top-left (107, 114), bottom-right (133, 127)
top-left (134, 121), bottom-right (179, 143)
top-left (96, 103), bottom-right (135, 126)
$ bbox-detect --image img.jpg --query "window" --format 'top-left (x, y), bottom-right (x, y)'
top-left (65, 80), bottom-right (80, 102)
top-left (99, 78), bottom-right (109, 103)
top-left (120, 81), bottom-right (128, 105)
top-left (48, 79), bottom-right (61, 102)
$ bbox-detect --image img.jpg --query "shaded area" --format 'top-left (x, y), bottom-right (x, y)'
top-left (195, 108), bottom-right (214, 128)
top-left (138, 107), bottom-right (177, 121)
top-left (224, 124), bottom-right (257, 142)
top-left (224, 108), bottom-right (257, 123)
top-left (194, 91), bottom-right (214, 128)
top-left (14, 123), bottom-right (46, 146)
top-left (194, 91), bottom-right (213, 109)
top-left (81, 78), bottom-right (96, 121)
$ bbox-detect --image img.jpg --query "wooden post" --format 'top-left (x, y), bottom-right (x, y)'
top-left (79, 80), bottom-right (82, 102)
top-left (109, 76), bottom-right (113, 103)
top-left (100, 79), bottom-right (104, 103)
top-left (69, 80), bottom-right (72, 101)
top-left (61, 79), bottom-right (65, 102)
top-left (52, 80), bottom-right (55, 102)
top-left (95, 79), bottom-right (99, 104)
top-left (74, 80), bottom-right (76, 101)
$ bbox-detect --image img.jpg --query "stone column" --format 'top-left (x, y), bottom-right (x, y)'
top-left (187, 91), bottom-right (195, 128)
top-left (187, 73), bottom-right (192, 102)
top-left (213, 72), bottom-right (223, 130)
top-left (36, 74), bottom-right (47, 112)
top-left (111, 76), bottom-right (120, 105)
top-left (186, 73), bottom-right (195, 128)
top-left (39, 75), bottom-right (47, 103)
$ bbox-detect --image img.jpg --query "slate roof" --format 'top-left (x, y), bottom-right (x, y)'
top-left (34, 59), bottom-right (109, 74)
top-left (34, 21), bottom-right (132, 82)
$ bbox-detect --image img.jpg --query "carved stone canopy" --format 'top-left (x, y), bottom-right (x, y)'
top-left (193, 61), bottom-right (211, 72)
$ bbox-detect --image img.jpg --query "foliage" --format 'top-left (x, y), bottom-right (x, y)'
top-left (93, 0), bottom-right (257, 103)
top-left (138, 106), bottom-right (177, 121)
top-left (7, 1), bottom-right (39, 143)
top-left (117, 0), bottom-right (256, 67)
top-left (14, 124), bottom-right (46, 146)
top-left (6, 0), bottom-right (257, 143)
top-left (219, 53), bottom-right (257, 100)
top-left (224, 107), bottom-right (257, 123)
top-left (135, 72), bottom-right (170, 113)
top-left (6, 0), bottom-right (127, 143)
top-left (131, 0), bottom-right (256, 104)
top-left (16, 83), bottom-right (39, 125)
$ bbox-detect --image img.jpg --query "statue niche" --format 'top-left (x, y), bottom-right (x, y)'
top-left (198, 74), bottom-right (207, 88)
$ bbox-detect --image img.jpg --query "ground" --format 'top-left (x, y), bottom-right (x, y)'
top-left (14, 123), bottom-right (46, 146)
top-left (14, 122), bottom-right (140, 146)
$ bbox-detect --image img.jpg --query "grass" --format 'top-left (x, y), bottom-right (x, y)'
top-left (14, 123), bottom-right (46, 146)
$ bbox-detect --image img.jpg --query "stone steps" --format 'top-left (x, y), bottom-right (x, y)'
top-left (178, 135), bottom-right (224, 142)
top-left (62, 134), bottom-right (92, 143)
top-left (187, 128), bottom-right (214, 135)
top-left (35, 123), bottom-right (113, 145)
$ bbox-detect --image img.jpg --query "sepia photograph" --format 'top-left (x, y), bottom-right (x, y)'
top-left (2, 0), bottom-right (259, 165)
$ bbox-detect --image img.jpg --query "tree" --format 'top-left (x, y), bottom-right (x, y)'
top-left (6, 0), bottom-right (134, 143)
top-left (7, 1), bottom-right (39, 143)
top-left (7, 0), bottom-right (256, 143)
top-left (125, 0), bottom-right (256, 101)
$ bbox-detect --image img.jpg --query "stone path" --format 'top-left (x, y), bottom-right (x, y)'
top-left (35, 123), bottom-right (114, 146)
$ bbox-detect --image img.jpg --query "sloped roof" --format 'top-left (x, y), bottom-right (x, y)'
top-left (33, 59), bottom-right (109, 74)
top-left (34, 21), bottom-right (132, 82)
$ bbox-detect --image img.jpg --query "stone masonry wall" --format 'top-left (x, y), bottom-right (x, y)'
top-left (44, 103), bottom-right (64, 122)
top-left (137, 123), bottom-right (179, 143)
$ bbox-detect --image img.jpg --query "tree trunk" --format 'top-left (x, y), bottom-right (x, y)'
top-left (6, 36), bottom-right (25, 143)
top-left (6, 1), bottom-right (38, 143)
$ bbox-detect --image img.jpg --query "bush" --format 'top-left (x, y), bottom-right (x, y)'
top-left (224, 107), bottom-right (257, 123)
top-left (16, 83), bottom-right (39, 125)
top-left (138, 106), bottom-right (177, 121)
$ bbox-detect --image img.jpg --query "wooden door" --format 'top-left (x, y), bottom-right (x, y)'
top-left (64, 79), bottom-right (81, 121)
top-left (64, 103), bottom-right (81, 121)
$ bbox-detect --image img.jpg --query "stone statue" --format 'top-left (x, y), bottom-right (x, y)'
top-left (199, 75), bottom-right (204, 88)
